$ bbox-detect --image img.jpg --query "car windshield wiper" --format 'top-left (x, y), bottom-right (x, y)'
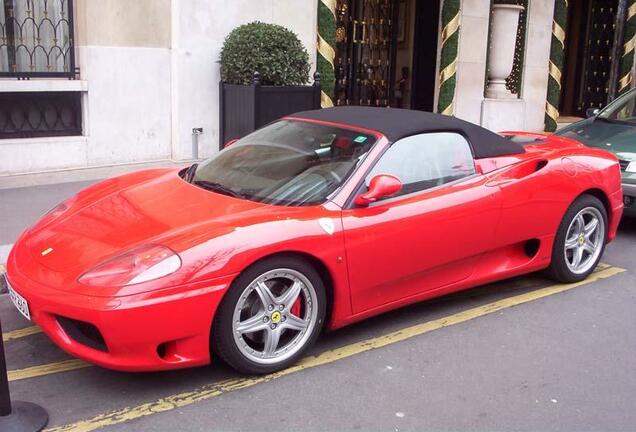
top-left (184, 163), bottom-right (199, 183)
top-left (193, 180), bottom-right (244, 198)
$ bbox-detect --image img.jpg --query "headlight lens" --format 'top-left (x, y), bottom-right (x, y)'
top-left (78, 244), bottom-right (181, 287)
top-left (626, 161), bottom-right (636, 173)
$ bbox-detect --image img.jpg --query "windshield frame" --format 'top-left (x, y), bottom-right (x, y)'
top-left (189, 117), bottom-right (385, 207)
top-left (596, 88), bottom-right (636, 124)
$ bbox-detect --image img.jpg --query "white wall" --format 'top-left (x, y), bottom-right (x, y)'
top-left (454, 0), bottom-right (490, 124)
top-left (171, 0), bottom-right (318, 160)
top-left (0, 0), bottom-right (317, 176)
top-left (0, 0), bottom-right (174, 176)
top-left (455, 0), bottom-right (554, 133)
top-left (520, 0), bottom-right (555, 131)
top-left (81, 45), bottom-right (172, 166)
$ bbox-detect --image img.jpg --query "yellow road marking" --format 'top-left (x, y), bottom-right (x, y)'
top-left (595, 262), bottom-right (611, 271)
top-left (8, 359), bottom-right (90, 382)
top-left (45, 265), bottom-right (625, 432)
top-left (3, 325), bottom-right (42, 342)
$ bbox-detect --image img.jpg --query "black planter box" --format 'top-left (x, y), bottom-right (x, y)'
top-left (219, 72), bottom-right (321, 150)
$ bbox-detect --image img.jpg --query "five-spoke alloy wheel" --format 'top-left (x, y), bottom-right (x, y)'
top-left (549, 194), bottom-right (608, 283)
top-left (213, 256), bottom-right (326, 374)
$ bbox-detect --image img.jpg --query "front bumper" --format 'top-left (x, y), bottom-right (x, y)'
top-left (5, 251), bottom-right (235, 372)
top-left (623, 182), bottom-right (636, 216)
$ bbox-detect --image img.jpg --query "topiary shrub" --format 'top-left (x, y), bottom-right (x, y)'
top-left (220, 21), bottom-right (311, 86)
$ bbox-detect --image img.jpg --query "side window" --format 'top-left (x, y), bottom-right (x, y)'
top-left (366, 132), bottom-right (475, 198)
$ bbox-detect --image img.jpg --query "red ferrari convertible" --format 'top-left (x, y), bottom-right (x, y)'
top-left (4, 107), bottom-right (623, 374)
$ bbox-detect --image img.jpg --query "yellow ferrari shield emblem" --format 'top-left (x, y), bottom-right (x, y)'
top-left (271, 311), bottom-right (282, 323)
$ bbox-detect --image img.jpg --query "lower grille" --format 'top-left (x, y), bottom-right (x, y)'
top-left (56, 315), bottom-right (108, 352)
top-left (619, 160), bottom-right (629, 171)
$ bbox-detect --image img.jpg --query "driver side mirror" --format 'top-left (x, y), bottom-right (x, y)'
top-left (354, 174), bottom-right (402, 207)
top-left (586, 107), bottom-right (600, 118)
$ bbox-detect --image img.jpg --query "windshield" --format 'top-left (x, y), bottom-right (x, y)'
top-left (190, 120), bottom-right (377, 206)
top-left (597, 90), bottom-right (636, 124)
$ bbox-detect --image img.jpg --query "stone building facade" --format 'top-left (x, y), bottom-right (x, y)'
top-left (0, 0), bottom-right (634, 177)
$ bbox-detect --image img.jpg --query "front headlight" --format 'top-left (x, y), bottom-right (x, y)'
top-left (626, 161), bottom-right (636, 173)
top-left (78, 244), bottom-right (181, 287)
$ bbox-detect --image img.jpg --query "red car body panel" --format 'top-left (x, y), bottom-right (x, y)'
top-left (5, 121), bottom-right (623, 372)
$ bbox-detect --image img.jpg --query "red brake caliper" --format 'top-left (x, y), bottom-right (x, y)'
top-left (290, 297), bottom-right (302, 317)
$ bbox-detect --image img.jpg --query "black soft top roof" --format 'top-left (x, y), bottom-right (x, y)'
top-left (291, 106), bottom-right (525, 159)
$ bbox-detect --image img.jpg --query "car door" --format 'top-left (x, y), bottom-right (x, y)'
top-left (341, 132), bottom-right (502, 314)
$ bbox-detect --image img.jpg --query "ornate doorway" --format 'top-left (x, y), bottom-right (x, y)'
top-left (561, 0), bottom-right (623, 116)
top-left (329, 0), bottom-right (441, 110)
top-left (332, 0), bottom-right (397, 107)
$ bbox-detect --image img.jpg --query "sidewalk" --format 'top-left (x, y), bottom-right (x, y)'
top-left (0, 159), bottom-right (192, 190)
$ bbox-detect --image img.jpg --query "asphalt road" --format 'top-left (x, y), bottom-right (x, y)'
top-left (1, 181), bottom-right (635, 431)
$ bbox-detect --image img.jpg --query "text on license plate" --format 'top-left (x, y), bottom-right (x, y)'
top-left (5, 275), bottom-right (31, 321)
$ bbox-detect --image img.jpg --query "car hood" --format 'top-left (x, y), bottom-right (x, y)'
top-left (24, 169), bottom-right (273, 274)
top-left (556, 118), bottom-right (636, 156)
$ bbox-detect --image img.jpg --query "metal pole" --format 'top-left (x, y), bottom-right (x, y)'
top-left (191, 128), bottom-right (203, 160)
top-left (0, 309), bottom-right (49, 431)
top-left (0, 318), bottom-right (12, 416)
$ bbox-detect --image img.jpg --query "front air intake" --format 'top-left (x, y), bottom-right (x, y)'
top-left (56, 315), bottom-right (108, 352)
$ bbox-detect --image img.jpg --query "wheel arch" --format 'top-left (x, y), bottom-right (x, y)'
top-left (246, 251), bottom-right (335, 325)
top-left (576, 188), bottom-right (611, 227)
top-left (210, 250), bottom-right (336, 356)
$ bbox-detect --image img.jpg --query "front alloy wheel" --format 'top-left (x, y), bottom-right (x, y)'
top-left (213, 257), bottom-right (326, 374)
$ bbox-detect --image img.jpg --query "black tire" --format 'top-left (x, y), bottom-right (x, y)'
top-left (547, 194), bottom-right (608, 283)
top-left (212, 255), bottom-right (326, 375)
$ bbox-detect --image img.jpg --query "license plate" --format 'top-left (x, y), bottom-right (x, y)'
top-left (4, 274), bottom-right (31, 321)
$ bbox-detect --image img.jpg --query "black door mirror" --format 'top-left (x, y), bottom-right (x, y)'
top-left (586, 107), bottom-right (600, 118)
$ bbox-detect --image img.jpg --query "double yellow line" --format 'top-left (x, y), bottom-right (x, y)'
top-left (39, 264), bottom-right (624, 432)
top-left (3, 326), bottom-right (92, 382)
top-left (3, 325), bottom-right (42, 342)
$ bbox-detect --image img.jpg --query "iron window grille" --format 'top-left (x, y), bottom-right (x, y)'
top-left (0, 0), bottom-right (76, 78)
top-left (0, 91), bottom-right (82, 138)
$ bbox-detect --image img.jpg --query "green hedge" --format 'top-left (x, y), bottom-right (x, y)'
top-left (220, 22), bottom-right (310, 86)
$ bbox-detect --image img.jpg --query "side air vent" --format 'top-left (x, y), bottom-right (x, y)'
top-left (536, 160), bottom-right (548, 171)
top-left (524, 239), bottom-right (540, 257)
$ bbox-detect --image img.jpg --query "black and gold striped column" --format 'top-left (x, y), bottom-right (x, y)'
top-left (437, 0), bottom-right (461, 116)
top-left (317, 0), bottom-right (336, 108)
top-left (619, 0), bottom-right (636, 95)
top-left (544, 0), bottom-right (568, 132)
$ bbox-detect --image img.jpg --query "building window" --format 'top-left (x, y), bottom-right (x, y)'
top-left (0, 0), bottom-right (76, 78)
top-left (0, 91), bottom-right (82, 138)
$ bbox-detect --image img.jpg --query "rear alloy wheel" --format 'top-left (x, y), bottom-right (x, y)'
top-left (213, 257), bottom-right (326, 374)
top-left (548, 194), bottom-right (607, 283)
